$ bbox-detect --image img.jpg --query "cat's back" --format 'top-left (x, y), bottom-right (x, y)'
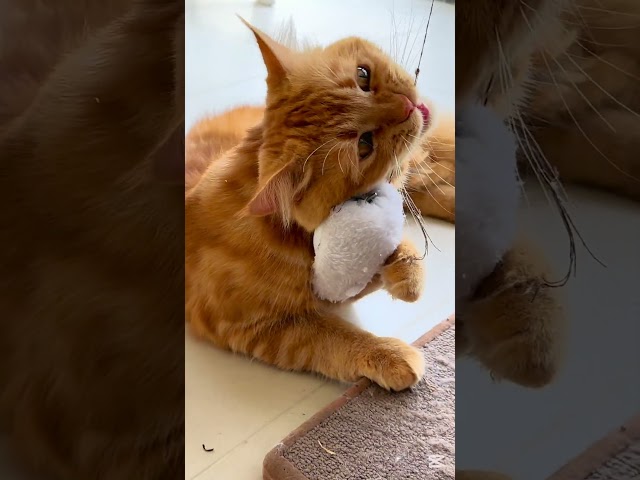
top-left (186, 105), bottom-right (264, 192)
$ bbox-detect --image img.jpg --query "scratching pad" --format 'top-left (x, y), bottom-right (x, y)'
top-left (547, 413), bottom-right (640, 479)
top-left (263, 317), bottom-right (455, 480)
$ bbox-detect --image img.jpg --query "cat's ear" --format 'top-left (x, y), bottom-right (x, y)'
top-left (238, 16), bottom-right (293, 88)
top-left (246, 163), bottom-right (296, 217)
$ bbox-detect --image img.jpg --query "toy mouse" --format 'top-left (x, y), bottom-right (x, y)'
top-left (312, 182), bottom-right (405, 303)
top-left (455, 103), bottom-right (520, 303)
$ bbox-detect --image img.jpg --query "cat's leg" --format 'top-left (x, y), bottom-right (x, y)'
top-left (460, 238), bottom-right (567, 387)
top-left (381, 240), bottom-right (425, 302)
top-left (532, 109), bottom-right (640, 200)
top-left (191, 310), bottom-right (425, 391)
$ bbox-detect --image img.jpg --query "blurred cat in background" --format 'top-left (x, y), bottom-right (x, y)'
top-left (455, 0), bottom-right (640, 478)
top-left (0, 1), bottom-right (184, 478)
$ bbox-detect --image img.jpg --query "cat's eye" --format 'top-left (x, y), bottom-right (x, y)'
top-left (357, 66), bottom-right (371, 91)
top-left (358, 131), bottom-right (374, 159)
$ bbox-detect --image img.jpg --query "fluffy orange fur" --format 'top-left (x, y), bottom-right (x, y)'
top-left (186, 22), bottom-right (433, 391)
top-left (0, 1), bottom-right (184, 478)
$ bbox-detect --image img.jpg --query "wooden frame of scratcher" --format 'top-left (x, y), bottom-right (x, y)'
top-left (262, 314), bottom-right (455, 480)
top-left (547, 412), bottom-right (640, 479)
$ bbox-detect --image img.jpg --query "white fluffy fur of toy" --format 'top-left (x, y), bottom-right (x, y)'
top-left (455, 104), bottom-right (521, 302)
top-left (312, 182), bottom-right (405, 303)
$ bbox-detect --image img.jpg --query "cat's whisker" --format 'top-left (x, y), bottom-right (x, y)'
top-left (424, 155), bottom-right (454, 172)
top-left (567, 44), bottom-right (640, 82)
top-left (400, 182), bottom-right (439, 257)
top-left (560, 19), bottom-right (639, 31)
top-left (405, 133), bottom-right (454, 150)
top-left (576, 4), bottom-right (640, 18)
top-left (399, 2), bottom-right (417, 67)
top-left (303, 138), bottom-right (337, 172)
top-left (312, 65), bottom-right (339, 87)
top-left (543, 53), bottom-right (618, 132)
top-left (390, 4), bottom-right (400, 62)
top-left (516, 7), bottom-right (608, 282)
top-left (402, 10), bottom-right (429, 69)
top-left (531, 49), bottom-right (640, 181)
top-left (321, 141), bottom-right (341, 176)
top-left (413, 160), bottom-right (446, 195)
top-left (411, 148), bottom-right (453, 190)
top-left (561, 52), bottom-right (640, 119)
top-left (399, 135), bottom-right (416, 156)
top-left (497, 26), bottom-right (561, 206)
top-left (410, 158), bottom-right (453, 214)
top-left (336, 145), bottom-right (345, 175)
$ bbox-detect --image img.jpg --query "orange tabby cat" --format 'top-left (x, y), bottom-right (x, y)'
top-left (0, 1), bottom-right (184, 478)
top-left (186, 21), bottom-right (432, 391)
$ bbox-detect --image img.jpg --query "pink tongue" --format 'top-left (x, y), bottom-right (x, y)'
top-left (417, 102), bottom-right (430, 123)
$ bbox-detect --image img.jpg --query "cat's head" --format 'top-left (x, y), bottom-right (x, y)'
top-left (456, 0), bottom-right (571, 118)
top-left (242, 19), bottom-right (430, 231)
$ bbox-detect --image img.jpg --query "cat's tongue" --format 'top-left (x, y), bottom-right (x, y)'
top-left (417, 103), bottom-right (430, 130)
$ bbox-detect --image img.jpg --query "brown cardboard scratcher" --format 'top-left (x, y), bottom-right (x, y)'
top-left (263, 315), bottom-right (455, 480)
top-left (547, 412), bottom-right (640, 480)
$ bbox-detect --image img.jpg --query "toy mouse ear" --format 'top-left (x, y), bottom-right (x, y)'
top-left (246, 164), bottom-right (295, 217)
top-left (237, 15), bottom-right (293, 89)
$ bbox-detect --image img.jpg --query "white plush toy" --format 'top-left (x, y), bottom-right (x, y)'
top-left (312, 182), bottom-right (405, 303)
top-left (455, 104), bottom-right (521, 302)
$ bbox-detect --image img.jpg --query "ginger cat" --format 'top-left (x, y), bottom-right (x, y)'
top-left (185, 21), bottom-right (442, 391)
top-left (0, 1), bottom-right (184, 478)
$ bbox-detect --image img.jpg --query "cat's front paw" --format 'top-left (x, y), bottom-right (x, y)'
top-left (382, 241), bottom-right (424, 302)
top-left (464, 242), bottom-right (567, 388)
top-left (363, 338), bottom-right (425, 391)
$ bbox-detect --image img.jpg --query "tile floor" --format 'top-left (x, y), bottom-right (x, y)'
top-left (185, 1), bottom-right (455, 479)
